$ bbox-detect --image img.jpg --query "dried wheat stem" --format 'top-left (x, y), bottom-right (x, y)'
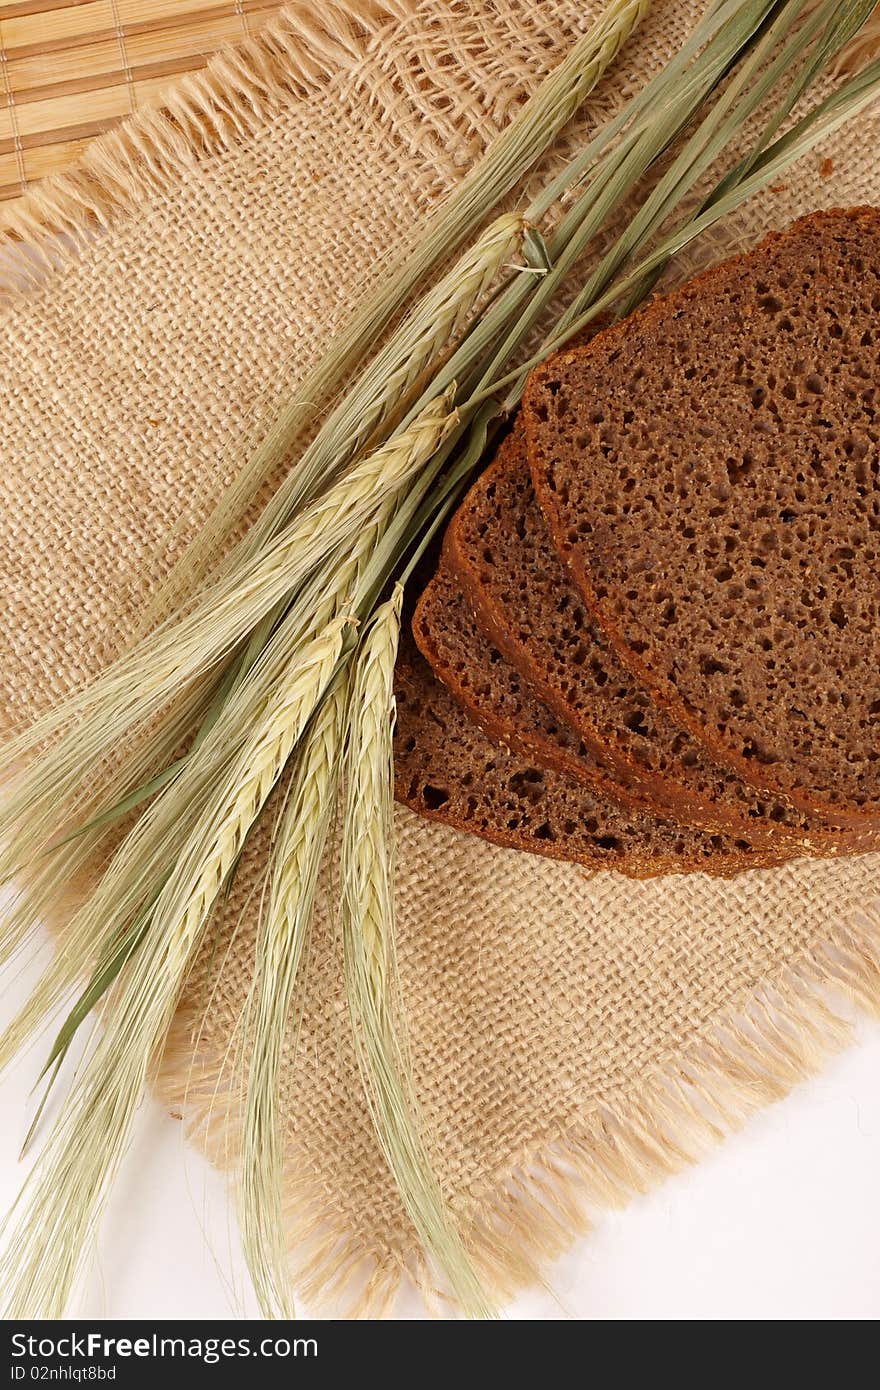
top-left (342, 588), bottom-right (494, 1319)
top-left (834, 8), bottom-right (880, 73)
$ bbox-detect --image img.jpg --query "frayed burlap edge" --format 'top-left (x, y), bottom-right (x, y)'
top-left (152, 892), bottom-right (880, 1317)
top-left (3, 0), bottom-right (880, 1319)
top-left (0, 1), bottom-right (414, 294)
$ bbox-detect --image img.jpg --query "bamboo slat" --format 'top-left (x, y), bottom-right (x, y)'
top-left (0, 0), bottom-right (283, 216)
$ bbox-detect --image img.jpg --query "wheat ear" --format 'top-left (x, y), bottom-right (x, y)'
top-left (154, 617), bottom-right (346, 952)
top-left (341, 588), bottom-right (494, 1319)
top-left (0, 393), bottom-right (456, 896)
top-left (148, 213), bottom-right (524, 623)
top-left (0, 471), bottom-right (403, 1082)
top-left (240, 674), bottom-right (348, 1320)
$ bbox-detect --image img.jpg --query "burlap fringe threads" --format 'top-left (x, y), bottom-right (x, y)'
top-left (154, 895), bottom-right (880, 1316)
top-left (0, 1), bottom-right (414, 294)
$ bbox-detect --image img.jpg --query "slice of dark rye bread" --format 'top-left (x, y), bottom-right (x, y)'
top-left (392, 636), bottom-right (790, 878)
top-left (526, 206), bottom-right (880, 829)
top-left (446, 422), bottom-right (873, 851)
top-left (413, 557), bottom-right (860, 859)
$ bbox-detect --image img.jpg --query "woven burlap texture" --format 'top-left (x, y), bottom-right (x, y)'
top-left (2, 0), bottom-right (880, 1316)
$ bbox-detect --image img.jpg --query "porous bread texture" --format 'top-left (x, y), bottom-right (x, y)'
top-left (413, 558), bottom-right (627, 793)
top-left (448, 421), bottom-right (870, 852)
top-left (526, 206), bottom-right (880, 828)
top-left (393, 636), bottom-right (790, 879)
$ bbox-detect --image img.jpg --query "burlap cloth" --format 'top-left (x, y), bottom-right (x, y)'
top-left (2, 0), bottom-right (880, 1316)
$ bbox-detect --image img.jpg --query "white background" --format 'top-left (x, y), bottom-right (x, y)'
top-left (2, 926), bottom-right (879, 1321)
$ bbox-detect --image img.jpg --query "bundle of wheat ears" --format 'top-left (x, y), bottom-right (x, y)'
top-left (1, 0), bottom-right (879, 1319)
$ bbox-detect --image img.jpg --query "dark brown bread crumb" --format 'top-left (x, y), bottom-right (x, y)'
top-left (393, 635), bottom-right (789, 878)
top-left (446, 422), bottom-right (871, 852)
top-left (413, 557), bottom-right (647, 802)
top-left (526, 207), bottom-right (880, 826)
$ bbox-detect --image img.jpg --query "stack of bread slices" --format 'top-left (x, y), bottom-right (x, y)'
top-left (393, 208), bottom-right (880, 879)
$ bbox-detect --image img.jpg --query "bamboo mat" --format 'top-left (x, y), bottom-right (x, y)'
top-left (0, 0), bottom-right (283, 219)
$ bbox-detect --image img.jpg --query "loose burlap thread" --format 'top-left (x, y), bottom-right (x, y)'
top-left (2, 0), bottom-right (880, 1316)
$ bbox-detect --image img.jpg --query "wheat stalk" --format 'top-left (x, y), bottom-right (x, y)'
top-left (240, 674), bottom-right (348, 1321)
top-left (482, 35), bottom-right (880, 393)
top-left (432, 0), bottom-right (794, 420)
top-left (834, 8), bottom-right (880, 72)
top-left (341, 588), bottom-right (493, 1318)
